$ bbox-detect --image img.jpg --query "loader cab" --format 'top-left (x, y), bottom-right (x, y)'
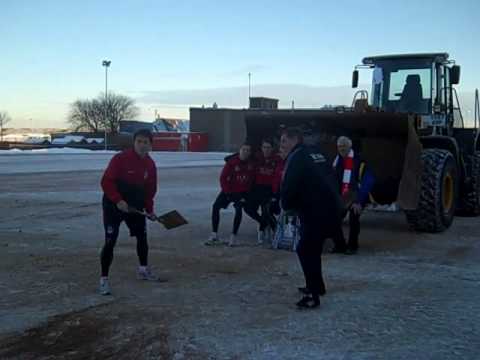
top-left (353, 53), bottom-right (460, 120)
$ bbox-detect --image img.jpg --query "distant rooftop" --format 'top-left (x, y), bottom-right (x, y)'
top-left (249, 96), bottom-right (279, 110)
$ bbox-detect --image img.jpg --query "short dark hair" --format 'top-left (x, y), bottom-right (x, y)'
top-left (282, 127), bottom-right (304, 143)
top-left (261, 138), bottom-right (274, 147)
top-left (133, 129), bottom-right (153, 143)
top-left (241, 140), bottom-right (252, 148)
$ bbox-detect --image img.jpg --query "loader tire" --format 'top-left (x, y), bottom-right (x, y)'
top-left (459, 152), bottom-right (480, 215)
top-left (405, 149), bottom-right (458, 232)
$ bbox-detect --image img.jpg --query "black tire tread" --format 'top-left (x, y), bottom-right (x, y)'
top-left (405, 149), bottom-right (456, 232)
top-left (459, 152), bottom-right (480, 215)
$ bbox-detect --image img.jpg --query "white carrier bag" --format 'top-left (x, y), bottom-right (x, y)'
top-left (272, 210), bottom-right (301, 251)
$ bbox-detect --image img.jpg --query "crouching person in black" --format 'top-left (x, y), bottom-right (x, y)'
top-left (280, 128), bottom-right (344, 309)
top-left (245, 138), bottom-right (283, 244)
top-left (205, 142), bottom-right (256, 247)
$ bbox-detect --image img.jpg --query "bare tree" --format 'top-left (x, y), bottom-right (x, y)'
top-left (0, 111), bottom-right (12, 142)
top-left (68, 93), bottom-right (139, 133)
top-left (68, 99), bottom-right (103, 132)
top-left (103, 93), bottom-right (139, 133)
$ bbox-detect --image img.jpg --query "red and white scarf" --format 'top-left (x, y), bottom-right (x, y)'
top-left (333, 149), bottom-right (354, 195)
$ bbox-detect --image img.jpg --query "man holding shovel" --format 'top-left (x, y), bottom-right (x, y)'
top-left (99, 129), bottom-right (158, 295)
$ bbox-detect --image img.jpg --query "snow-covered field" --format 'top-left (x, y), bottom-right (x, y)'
top-left (0, 148), bottom-right (115, 155)
top-left (0, 159), bottom-right (479, 359)
top-left (0, 149), bottom-right (227, 174)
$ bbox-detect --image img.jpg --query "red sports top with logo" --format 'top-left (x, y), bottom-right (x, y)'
top-left (101, 149), bottom-right (157, 213)
top-left (220, 154), bottom-right (255, 194)
top-left (271, 159), bottom-right (285, 194)
top-left (254, 153), bottom-right (282, 188)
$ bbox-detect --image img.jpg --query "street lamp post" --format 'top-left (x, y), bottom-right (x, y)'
top-left (102, 60), bottom-right (111, 151)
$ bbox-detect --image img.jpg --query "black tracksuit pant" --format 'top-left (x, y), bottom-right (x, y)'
top-left (347, 209), bottom-right (360, 251)
top-left (212, 191), bottom-right (266, 235)
top-left (212, 192), bottom-right (244, 235)
top-left (101, 196), bottom-right (148, 277)
top-left (244, 185), bottom-right (274, 231)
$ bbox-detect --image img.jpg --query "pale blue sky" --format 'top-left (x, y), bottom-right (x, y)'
top-left (1, 0), bottom-right (479, 127)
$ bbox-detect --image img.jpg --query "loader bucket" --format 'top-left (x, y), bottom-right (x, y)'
top-left (245, 110), bottom-right (423, 209)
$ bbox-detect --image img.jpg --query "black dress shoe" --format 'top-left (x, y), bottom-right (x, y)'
top-left (329, 246), bottom-right (346, 254)
top-left (298, 287), bottom-right (326, 296)
top-left (296, 295), bottom-right (320, 309)
top-left (345, 248), bottom-right (358, 255)
top-left (298, 286), bottom-right (310, 295)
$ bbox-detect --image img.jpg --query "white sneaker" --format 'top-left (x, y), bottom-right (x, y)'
top-left (228, 234), bottom-right (237, 247)
top-left (137, 266), bottom-right (159, 281)
top-left (257, 230), bottom-right (265, 245)
top-left (99, 277), bottom-right (111, 295)
top-left (204, 233), bottom-right (220, 246)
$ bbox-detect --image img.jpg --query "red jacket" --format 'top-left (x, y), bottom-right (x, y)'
top-left (272, 159), bottom-right (285, 194)
top-left (220, 154), bottom-right (255, 194)
top-left (101, 149), bottom-right (157, 213)
top-left (255, 153), bottom-right (282, 188)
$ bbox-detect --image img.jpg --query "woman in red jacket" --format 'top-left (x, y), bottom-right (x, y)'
top-left (205, 143), bottom-right (256, 247)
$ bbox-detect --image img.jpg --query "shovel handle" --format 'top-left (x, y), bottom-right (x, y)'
top-left (129, 207), bottom-right (161, 222)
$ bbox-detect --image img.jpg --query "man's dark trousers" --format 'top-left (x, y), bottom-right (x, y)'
top-left (348, 208), bottom-right (360, 251)
top-left (296, 217), bottom-right (327, 297)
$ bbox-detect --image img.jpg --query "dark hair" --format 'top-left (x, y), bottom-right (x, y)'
top-left (261, 138), bottom-right (274, 147)
top-left (282, 127), bottom-right (304, 143)
top-left (133, 129), bottom-right (153, 143)
top-left (240, 141), bottom-right (252, 148)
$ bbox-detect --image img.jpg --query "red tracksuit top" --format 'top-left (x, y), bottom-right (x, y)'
top-left (101, 148), bottom-right (157, 213)
top-left (254, 153), bottom-right (282, 188)
top-left (220, 154), bottom-right (255, 194)
top-left (272, 159), bottom-right (285, 194)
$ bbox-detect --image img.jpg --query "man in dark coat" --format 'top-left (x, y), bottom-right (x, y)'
top-left (280, 128), bottom-right (344, 309)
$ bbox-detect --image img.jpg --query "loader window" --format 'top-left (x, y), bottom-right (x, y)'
top-left (389, 69), bottom-right (431, 100)
top-left (387, 68), bottom-right (431, 113)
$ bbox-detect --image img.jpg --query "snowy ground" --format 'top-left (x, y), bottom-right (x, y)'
top-left (0, 150), bottom-right (227, 174)
top-left (0, 155), bottom-right (479, 359)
